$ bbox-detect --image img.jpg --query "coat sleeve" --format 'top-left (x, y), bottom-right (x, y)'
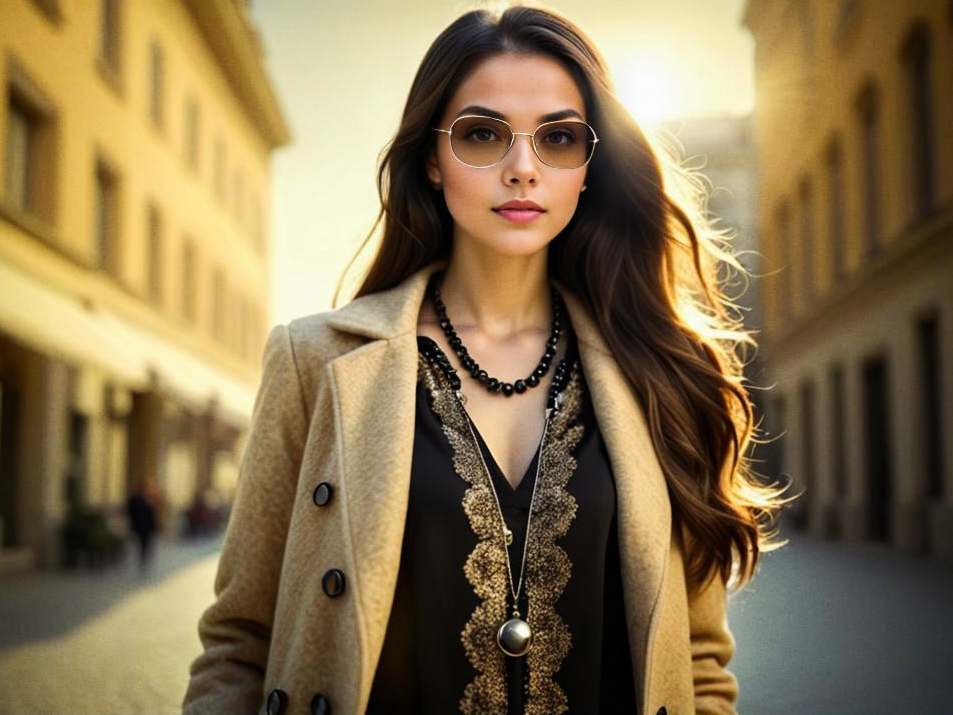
top-left (682, 523), bottom-right (740, 715)
top-left (182, 324), bottom-right (309, 715)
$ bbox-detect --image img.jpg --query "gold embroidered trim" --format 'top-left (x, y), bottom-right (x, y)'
top-left (417, 348), bottom-right (586, 715)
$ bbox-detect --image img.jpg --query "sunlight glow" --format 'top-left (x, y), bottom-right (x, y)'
top-left (615, 52), bottom-right (685, 128)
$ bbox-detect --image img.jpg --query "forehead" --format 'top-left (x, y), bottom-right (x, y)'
top-left (445, 53), bottom-right (585, 124)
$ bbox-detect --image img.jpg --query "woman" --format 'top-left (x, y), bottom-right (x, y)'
top-left (182, 5), bottom-right (792, 715)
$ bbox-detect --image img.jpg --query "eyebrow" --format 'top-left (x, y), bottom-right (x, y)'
top-left (454, 105), bottom-right (584, 123)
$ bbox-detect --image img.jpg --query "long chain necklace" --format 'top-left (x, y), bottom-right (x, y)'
top-left (420, 276), bottom-right (577, 657)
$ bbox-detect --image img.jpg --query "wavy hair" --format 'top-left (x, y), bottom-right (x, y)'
top-left (333, 2), bottom-right (796, 597)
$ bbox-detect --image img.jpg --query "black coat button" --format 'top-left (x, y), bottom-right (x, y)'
top-left (266, 688), bottom-right (288, 715)
top-left (655, 708), bottom-right (667, 715)
top-left (322, 568), bottom-right (346, 597)
top-left (312, 482), bottom-right (332, 506)
top-left (310, 692), bottom-right (332, 715)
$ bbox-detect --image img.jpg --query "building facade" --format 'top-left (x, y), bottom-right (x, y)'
top-left (742, 0), bottom-right (952, 560)
top-left (0, 0), bottom-right (289, 569)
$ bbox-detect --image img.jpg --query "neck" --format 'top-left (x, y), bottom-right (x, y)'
top-left (437, 242), bottom-right (552, 342)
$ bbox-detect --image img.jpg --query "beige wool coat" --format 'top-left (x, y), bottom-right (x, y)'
top-left (182, 258), bottom-right (740, 715)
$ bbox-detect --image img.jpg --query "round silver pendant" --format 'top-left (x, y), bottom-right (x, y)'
top-left (497, 617), bottom-right (533, 657)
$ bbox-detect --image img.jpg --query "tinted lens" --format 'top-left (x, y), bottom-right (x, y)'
top-left (534, 121), bottom-right (595, 169)
top-left (449, 116), bottom-right (513, 167)
top-left (449, 116), bottom-right (595, 168)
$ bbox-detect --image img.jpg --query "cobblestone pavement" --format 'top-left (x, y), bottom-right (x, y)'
top-left (1, 520), bottom-right (951, 714)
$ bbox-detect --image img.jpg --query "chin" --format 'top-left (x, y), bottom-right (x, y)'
top-left (485, 236), bottom-right (553, 258)
top-left (453, 218), bottom-right (558, 258)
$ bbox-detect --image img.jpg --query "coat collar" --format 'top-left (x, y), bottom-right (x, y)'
top-left (324, 258), bottom-right (670, 714)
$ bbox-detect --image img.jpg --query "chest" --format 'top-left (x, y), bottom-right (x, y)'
top-left (415, 324), bottom-right (570, 491)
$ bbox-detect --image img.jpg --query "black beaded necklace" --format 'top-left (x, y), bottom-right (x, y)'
top-left (425, 274), bottom-right (576, 409)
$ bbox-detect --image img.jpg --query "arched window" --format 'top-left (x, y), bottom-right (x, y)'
top-left (900, 22), bottom-right (936, 221)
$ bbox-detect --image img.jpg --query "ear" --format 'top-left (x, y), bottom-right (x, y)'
top-left (425, 148), bottom-right (442, 190)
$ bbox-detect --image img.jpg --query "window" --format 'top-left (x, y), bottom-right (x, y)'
top-left (775, 202), bottom-right (793, 321)
top-left (830, 364), bottom-right (846, 499)
top-left (181, 238), bottom-right (197, 322)
top-left (147, 203), bottom-right (163, 303)
top-left (95, 156), bottom-right (121, 275)
top-left (30, 0), bottom-right (62, 24)
top-left (3, 57), bottom-right (58, 226)
top-left (149, 39), bottom-right (165, 131)
top-left (250, 193), bottom-right (267, 255)
top-left (237, 294), bottom-right (249, 357)
top-left (901, 23), bottom-right (936, 221)
top-left (796, 1), bottom-right (814, 61)
top-left (833, 0), bottom-right (860, 44)
top-left (917, 313), bottom-right (943, 501)
top-left (799, 379), bottom-right (817, 527)
top-left (214, 136), bottom-right (226, 205)
top-left (5, 100), bottom-right (31, 213)
top-left (798, 176), bottom-right (814, 301)
top-left (856, 82), bottom-right (881, 261)
top-left (234, 166), bottom-right (244, 227)
top-left (862, 356), bottom-right (892, 541)
top-left (184, 96), bottom-right (201, 172)
top-left (99, 0), bottom-right (121, 77)
top-left (768, 393), bottom-right (788, 492)
top-left (826, 137), bottom-right (846, 281)
top-left (212, 266), bottom-right (226, 342)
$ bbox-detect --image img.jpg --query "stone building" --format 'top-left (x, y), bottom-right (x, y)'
top-left (0, 0), bottom-right (289, 569)
top-left (742, 0), bottom-right (952, 560)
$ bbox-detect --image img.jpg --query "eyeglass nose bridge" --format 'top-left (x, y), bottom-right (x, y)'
top-left (501, 131), bottom-right (542, 165)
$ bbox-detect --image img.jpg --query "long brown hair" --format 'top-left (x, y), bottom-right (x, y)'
top-left (333, 2), bottom-right (795, 597)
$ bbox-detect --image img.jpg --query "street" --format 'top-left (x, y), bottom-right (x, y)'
top-left (0, 533), bottom-right (223, 715)
top-left (730, 517), bottom-right (953, 715)
top-left (0, 522), bottom-right (951, 714)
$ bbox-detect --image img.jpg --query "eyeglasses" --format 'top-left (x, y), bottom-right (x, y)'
top-left (432, 114), bottom-right (599, 169)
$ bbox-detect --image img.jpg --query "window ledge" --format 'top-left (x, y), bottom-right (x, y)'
top-left (0, 197), bottom-right (61, 250)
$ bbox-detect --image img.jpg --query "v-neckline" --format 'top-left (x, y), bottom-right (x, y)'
top-left (464, 410), bottom-right (538, 495)
top-left (417, 335), bottom-right (539, 495)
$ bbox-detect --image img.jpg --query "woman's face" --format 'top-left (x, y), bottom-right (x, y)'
top-left (426, 52), bottom-right (589, 259)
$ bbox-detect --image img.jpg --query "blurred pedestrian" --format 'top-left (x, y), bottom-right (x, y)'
top-left (126, 479), bottom-right (157, 572)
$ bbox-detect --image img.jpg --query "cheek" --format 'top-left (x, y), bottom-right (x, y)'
top-left (442, 167), bottom-right (491, 217)
top-left (550, 177), bottom-right (585, 217)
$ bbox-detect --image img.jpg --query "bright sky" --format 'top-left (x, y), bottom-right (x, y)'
top-left (249, 0), bottom-right (753, 325)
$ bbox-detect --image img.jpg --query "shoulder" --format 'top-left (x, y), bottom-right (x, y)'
top-left (265, 310), bottom-right (369, 387)
top-left (286, 310), bottom-right (366, 362)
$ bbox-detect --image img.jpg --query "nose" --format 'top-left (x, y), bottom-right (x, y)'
top-left (502, 132), bottom-right (540, 183)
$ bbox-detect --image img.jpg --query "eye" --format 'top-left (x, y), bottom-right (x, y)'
top-left (464, 125), bottom-right (503, 142)
top-left (541, 127), bottom-right (577, 145)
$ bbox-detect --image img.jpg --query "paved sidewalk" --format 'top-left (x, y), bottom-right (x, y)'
top-left (0, 533), bottom-right (224, 715)
top-left (729, 517), bottom-right (953, 715)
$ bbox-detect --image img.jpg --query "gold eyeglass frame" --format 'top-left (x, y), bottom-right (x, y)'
top-left (432, 114), bottom-right (600, 169)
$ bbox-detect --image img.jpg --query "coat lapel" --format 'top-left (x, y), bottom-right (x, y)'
top-left (324, 259), bottom-right (670, 712)
top-left (556, 284), bottom-right (672, 711)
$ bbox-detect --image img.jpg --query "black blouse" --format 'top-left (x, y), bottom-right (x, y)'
top-left (365, 330), bottom-right (637, 715)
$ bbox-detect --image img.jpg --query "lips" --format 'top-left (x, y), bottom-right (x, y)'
top-left (493, 208), bottom-right (545, 223)
top-left (493, 200), bottom-right (545, 211)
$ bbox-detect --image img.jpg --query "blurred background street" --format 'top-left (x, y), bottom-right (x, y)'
top-left (1, 0), bottom-right (951, 713)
